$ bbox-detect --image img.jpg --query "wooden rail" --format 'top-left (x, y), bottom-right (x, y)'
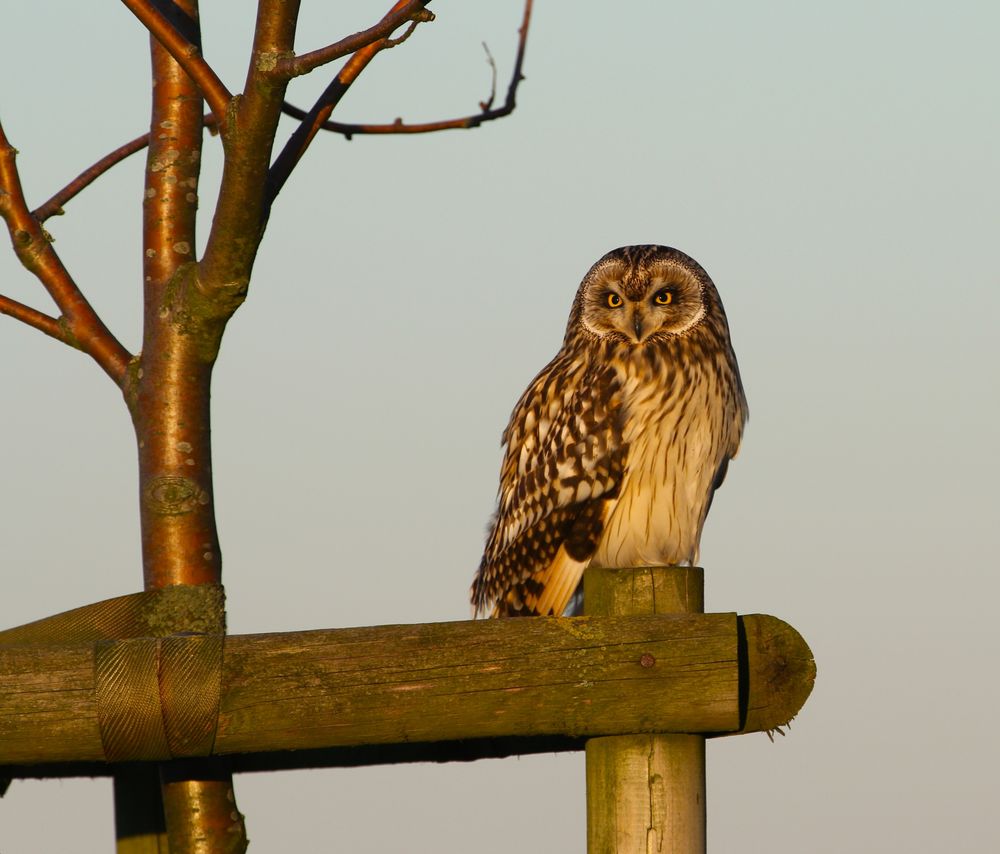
top-left (0, 567), bottom-right (816, 853)
top-left (0, 610), bottom-right (811, 767)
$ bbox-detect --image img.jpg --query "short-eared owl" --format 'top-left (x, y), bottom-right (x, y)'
top-left (471, 245), bottom-right (747, 617)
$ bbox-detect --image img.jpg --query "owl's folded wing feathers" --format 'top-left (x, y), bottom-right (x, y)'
top-left (472, 356), bottom-right (626, 617)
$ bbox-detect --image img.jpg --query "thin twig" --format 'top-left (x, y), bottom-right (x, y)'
top-left (0, 294), bottom-right (65, 341)
top-left (0, 121), bottom-right (132, 383)
top-left (282, 0), bottom-right (532, 140)
top-left (385, 18), bottom-right (422, 48)
top-left (273, 0), bottom-right (432, 79)
top-left (32, 131), bottom-right (148, 222)
top-left (33, 115), bottom-right (220, 223)
top-left (479, 42), bottom-right (498, 111)
top-left (119, 0), bottom-right (232, 123)
top-left (266, 0), bottom-right (428, 206)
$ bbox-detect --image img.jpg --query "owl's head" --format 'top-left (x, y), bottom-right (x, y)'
top-left (569, 245), bottom-right (724, 345)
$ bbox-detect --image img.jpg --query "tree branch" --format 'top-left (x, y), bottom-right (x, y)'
top-left (0, 294), bottom-right (65, 341)
top-left (265, 0), bottom-right (431, 206)
top-left (32, 115), bottom-right (221, 223)
top-left (272, 0), bottom-right (432, 79)
top-left (119, 0), bottom-right (232, 123)
top-left (197, 0), bottom-right (300, 290)
top-left (31, 131), bottom-right (149, 223)
top-left (282, 0), bottom-right (532, 140)
top-left (0, 122), bottom-right (132, 383)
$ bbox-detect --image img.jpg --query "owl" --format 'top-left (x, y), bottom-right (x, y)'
top-left (471, 245), bottom-right (747, 618)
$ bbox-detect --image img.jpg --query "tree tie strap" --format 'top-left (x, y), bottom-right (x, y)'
top-left (95, 634), bottom-right (223, 761)
top-left (0, 584), bottom-right (224, 762)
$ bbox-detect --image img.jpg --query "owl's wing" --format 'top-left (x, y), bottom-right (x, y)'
top-left (700, 364), bottom-right (749, 525)
top-left (472, 355), bottom-right (627, 617)
top-left (714, 364), bottom-right (749, 489)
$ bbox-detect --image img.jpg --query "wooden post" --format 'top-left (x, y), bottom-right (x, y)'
top-left (113, 765), bottom-right (167, 854)
top-left (585, 566), bottom-right (706, 854)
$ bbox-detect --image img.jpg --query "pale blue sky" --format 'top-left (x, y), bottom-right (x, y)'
top-left (1, 2), bottom-right (998, 851)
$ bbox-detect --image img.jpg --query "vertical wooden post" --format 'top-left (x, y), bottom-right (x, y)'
top-left (113, 765), bottom-right (167, 853)
top-left (584, 566), bottom-right (706, 854)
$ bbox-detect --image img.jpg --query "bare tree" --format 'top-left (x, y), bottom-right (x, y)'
top-left (0, 1), bottom-right (531, 849)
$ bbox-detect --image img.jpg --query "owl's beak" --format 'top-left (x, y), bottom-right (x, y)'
top-left (631, 309), bottom-right (649, 343)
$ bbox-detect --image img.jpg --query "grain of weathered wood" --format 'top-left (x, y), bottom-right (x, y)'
top-left (737, 613), bottom-right (815, 735)
top-left (0, 604), bottom-right (814, 768)
top-left (587, 734), bottom-right (705, 853)
top-left (217, 613), bottom-right (739, 754)
top-left (0, 643), bottom-right (103, 763)
top-left (585, 566), bottom-right (707, 854)
top-left (583, 565), bottom-right (704, 617)
top-left (0, 614), bottom-right (738, 765)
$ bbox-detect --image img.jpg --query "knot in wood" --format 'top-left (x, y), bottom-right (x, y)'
top-left (143, 475), bottom-right (208, 515)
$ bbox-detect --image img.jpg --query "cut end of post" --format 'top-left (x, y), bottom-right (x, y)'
top-left (731, 613), bottom-right (816, 737)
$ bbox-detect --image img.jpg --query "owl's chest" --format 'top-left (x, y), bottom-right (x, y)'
top-left (593, 370), bottom-right (723, 567)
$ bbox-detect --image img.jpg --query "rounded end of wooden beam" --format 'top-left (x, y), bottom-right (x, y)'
top-left (724, 614), bottom-right (815, 736)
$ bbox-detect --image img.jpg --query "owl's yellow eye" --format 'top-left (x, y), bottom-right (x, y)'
top-left (653, 289), bottom-right (674, 306)
top-left (606, 292), bottom-right (623, 308)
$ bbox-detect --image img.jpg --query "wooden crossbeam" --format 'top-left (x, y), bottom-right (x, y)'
top-left (0, 608), bottom-right (813, 768)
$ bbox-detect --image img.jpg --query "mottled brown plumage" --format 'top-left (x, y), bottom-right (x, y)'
top-left (472, 246), bottom-right (747, 617)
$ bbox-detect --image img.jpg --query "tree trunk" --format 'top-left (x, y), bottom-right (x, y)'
top-left (117, 1), bottom-right (247, 850)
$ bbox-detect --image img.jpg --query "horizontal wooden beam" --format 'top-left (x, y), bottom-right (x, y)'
top-left (0, 612), bottom-right (813, 768)
top-left (221, 613), bottom-right (741, 753)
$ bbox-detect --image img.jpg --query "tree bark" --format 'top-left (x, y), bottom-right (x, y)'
top-left (123, 1), bottom-right (247, 850)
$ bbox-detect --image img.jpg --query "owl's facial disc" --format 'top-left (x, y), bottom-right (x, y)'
top-left (580, 261), bottom-right (706, 344)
